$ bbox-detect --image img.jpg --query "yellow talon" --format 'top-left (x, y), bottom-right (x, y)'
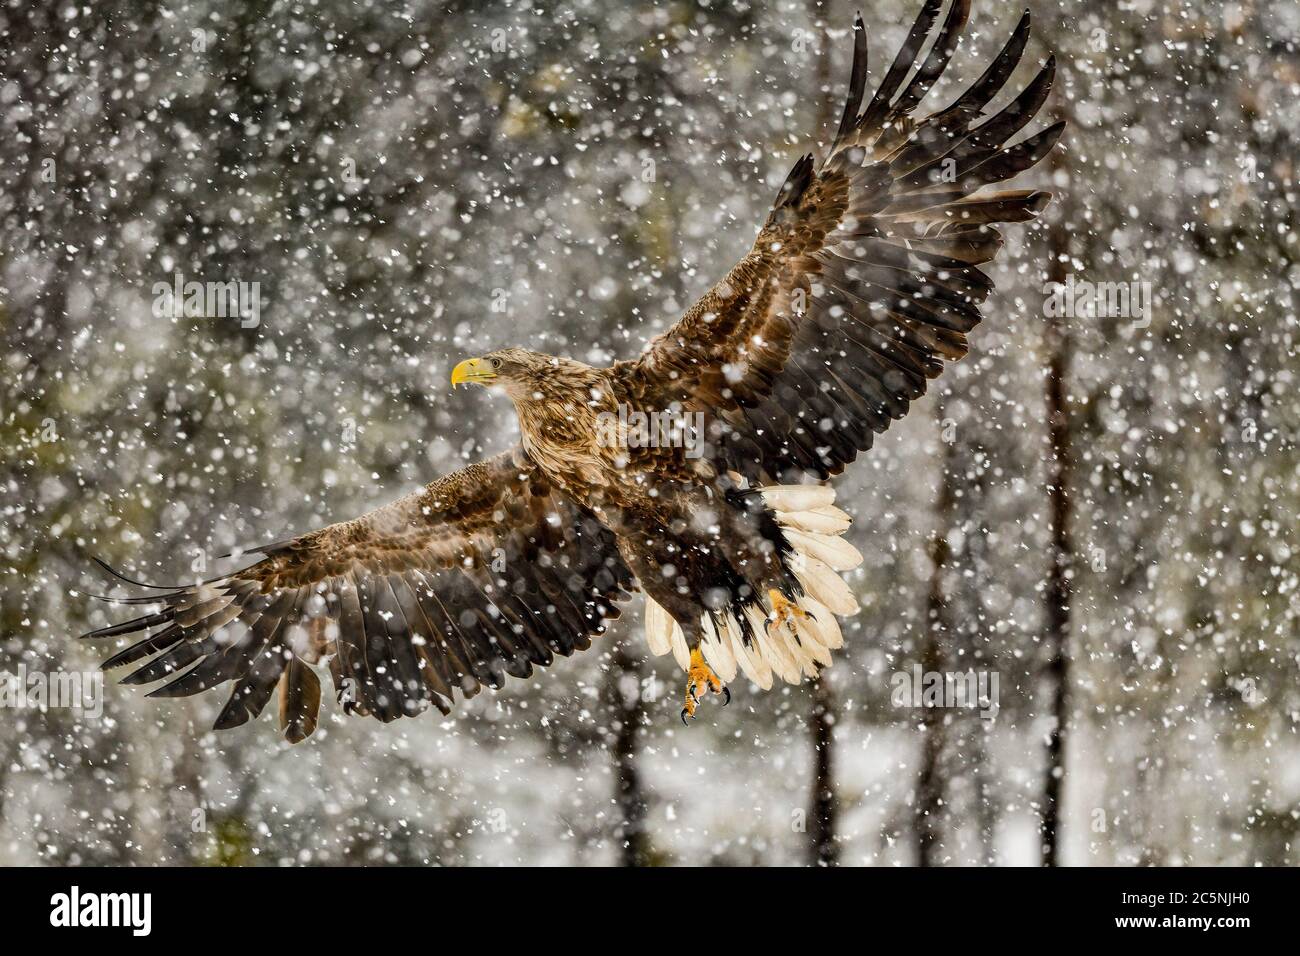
top-left (768, 588), bottom-right (809, 634)
top-left (681, 647), bottom-right (728, 724)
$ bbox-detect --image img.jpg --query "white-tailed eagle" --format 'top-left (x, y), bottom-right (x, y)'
top-left (83, 0), bottom-right (1062, 741)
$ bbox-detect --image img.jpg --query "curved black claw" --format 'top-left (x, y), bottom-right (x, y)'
top-left (722, 687), bottom-right (731, 706)
top-left (680, 707), bottom-right (692, 726)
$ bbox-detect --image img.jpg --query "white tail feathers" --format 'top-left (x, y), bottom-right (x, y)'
top-left (643, 587), bottom-right (852, 690)
top-left (800, 596), bottom-right (844, 649)
top-left (724, 610), bottom-right (772, 690)
top-left (644, 598), bottom-right (672, 656)
top-left (744, 603), bottom-right (799, 684)
top-left (644, 597), bottom-right (690, 670)
top-left (640, 483), bottom-right (859, 690)
top-left (794, 616), bottom-right (834, 667)
top-left (759, 484), bottom-right (836, 513)
top-left (790, 553), bottom-right (860, 615)
top-left (774, 505), bottom-right (851, 534)
top-left (773, 487), bottom-right (860, 615)
top-left (700, 614), bottom-right (738, 683)
top-left (781, 528), bottom-right (863, 571)
top-left (669, 624), bottom-right (691, 672)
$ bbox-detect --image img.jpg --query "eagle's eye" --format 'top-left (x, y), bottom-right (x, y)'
top-left (491, 358), bottom-right (503, 370)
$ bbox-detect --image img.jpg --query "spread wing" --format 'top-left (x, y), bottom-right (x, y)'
top-left (81, 449), bottom-right (635, 742)
top-left (613, 0), bottom-right (1063, 482)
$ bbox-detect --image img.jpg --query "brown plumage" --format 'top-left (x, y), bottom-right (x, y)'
top-left (81, 0), bottom-right (1063, 740)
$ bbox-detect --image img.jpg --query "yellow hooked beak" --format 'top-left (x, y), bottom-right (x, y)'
top-left (450, 357), bottom-right (497, 387)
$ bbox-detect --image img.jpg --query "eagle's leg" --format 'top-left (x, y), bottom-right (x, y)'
top-left (767, 588), bottom-right (810, 634)
top-left (681, 647), bottom-right (729, 724)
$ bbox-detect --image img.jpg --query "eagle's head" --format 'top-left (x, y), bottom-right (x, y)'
top-left (451, 347), bottom-right (592, 403)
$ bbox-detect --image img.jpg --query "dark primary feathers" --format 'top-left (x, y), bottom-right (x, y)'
top-left (616, 0), bottom-right (1062, 483)
top-left (82, 0), bottom-right (1061, 741)
top-left (85, 450), bottom-right (633, 742)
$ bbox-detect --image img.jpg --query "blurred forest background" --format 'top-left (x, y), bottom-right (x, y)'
top-left (1, 0), bottom-right (1297, 866)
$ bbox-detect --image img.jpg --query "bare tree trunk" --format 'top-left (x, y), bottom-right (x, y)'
top-left (917, 395), bottom-right (957, 865)
top-left (606, 643), bottom-right (651, 866)
top-left (807, 675), bottom-right (839, 866)
top-left (972, 725), bottom-right (998, 865)
top-left (1041, 139), bottom-right (1075, 867)
top-left (803, 0), bottom-right (842, 871)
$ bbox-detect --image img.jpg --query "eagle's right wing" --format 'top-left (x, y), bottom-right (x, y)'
top-left (81, 449), bottom-right (635, 741)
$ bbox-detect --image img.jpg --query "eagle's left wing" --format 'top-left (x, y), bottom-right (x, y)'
top-left (81, 449), bottom-right (634, 742)
top-left (613, 0), bottom-right (1063, 483)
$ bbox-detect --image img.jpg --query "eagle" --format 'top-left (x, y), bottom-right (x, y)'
top-left (82, 0), bottom-right (1062, 742)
